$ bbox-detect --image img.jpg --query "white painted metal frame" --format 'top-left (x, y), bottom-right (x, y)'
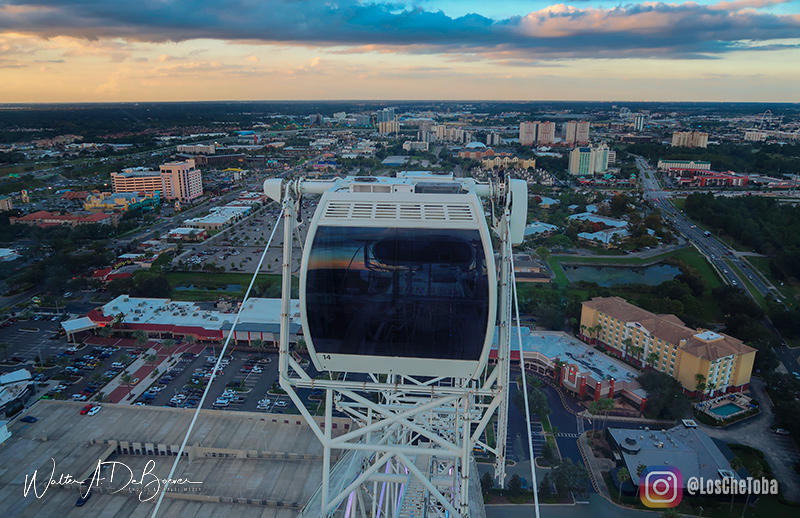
top-left (270, 177), bottom-right (516, 518)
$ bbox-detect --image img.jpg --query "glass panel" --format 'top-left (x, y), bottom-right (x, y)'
top-left (306, 226), bottom-right (490, 361)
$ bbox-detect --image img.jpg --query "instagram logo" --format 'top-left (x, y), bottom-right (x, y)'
top-left (640, 466), bottom-right (682, 508)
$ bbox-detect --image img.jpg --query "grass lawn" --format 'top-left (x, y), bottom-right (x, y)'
top-left (166, 271), bottom-right (298, 300)
top-left (672, 198), bottom-right (686, 211)
top-left (747, 256), bottom-right (800, 305)
top-left (545, 256), bottom-right (570, 286)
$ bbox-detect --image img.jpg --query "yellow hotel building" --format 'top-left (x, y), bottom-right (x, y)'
top-left (580, 297), bottom-right (756, 397)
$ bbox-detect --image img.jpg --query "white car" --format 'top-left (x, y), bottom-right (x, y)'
top-left (87, 406), bottom-right (102, 416)
top-left (72, 394), bottom-right (87, 401)
top-left (252, 367), bottom-right (263, 374)
top-left (258, 399), bottom-right (272, 406)
top-left (275, 401), bottom-right (287, 407)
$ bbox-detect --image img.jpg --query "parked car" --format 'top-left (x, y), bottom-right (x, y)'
top-left (75, 490), bottom-right (92, 507)
top-left (79, 404), bottom-right (94, 415)
top-left (20, 416), bottom-right (38, 423)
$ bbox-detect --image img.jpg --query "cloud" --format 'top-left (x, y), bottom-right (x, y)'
top-left (0, 0), bottom-right (798, 61)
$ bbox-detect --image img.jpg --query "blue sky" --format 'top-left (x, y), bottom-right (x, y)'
top-left (0, 0), bottom-right (798, 102)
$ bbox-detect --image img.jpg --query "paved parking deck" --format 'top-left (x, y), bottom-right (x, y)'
top-left (2, 400), bottom-right (349, 518)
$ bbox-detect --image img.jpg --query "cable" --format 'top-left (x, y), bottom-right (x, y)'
top-left (510, 254), bottom-right (541, 518)
top-left (150, 206), bottom-right (286, 518)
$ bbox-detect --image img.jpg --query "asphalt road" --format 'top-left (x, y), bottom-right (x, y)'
top-left (636, 157), bottom-right (775, 300)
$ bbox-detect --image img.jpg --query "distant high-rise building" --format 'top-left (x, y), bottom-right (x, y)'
top-left (377, 121), bottom-right (399, 134)
top-left (486, 132), bottom-right (503, 146)
top-left (519, 122), bottom-right (537, 146)
top-left (744, 131), bottom-right (767, 142)
top-left (633, 114), bottom-right (645, 132)
top-left (355, 114), bottom-right (371, 126)
top-left (568, 144), bottom-right (609, 176)
top-left (564, 121), bottom-right (590, 145)
top-left (159, 160), bottom-right (203, 202)
top-left (333, 112), bottom-right (347, 120)
top-left (537, 122), bottom-right (556, 145)
top-left (672, 131), bottom-right (708, 148)
top-left (376, 108), bottom-right (396, 123)
top-left (112, 159), bottom-right (202, 202)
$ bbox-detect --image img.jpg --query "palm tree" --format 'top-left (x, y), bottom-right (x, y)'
top-left (707, 381), bottom-right (717, 399)
top-left (120, 373), bottom-right (133, 387)
top-left (695, 374), bottom-right (707, 400)
top-left (251, 338), bottom-right (264, 350)
top-left (132, 330), bottom-right (149, 348)
top-left (118, 353), bottom-right (132, 366)
top-left (661, 509), bottom-right (679, 518)
top-left (635, 463), bottom-right (647, 499)
top-left (617, 467), bottom-right (630, 501)
top-left (97, 325), bottom-right (113, 338)
top-left (91, 372), bottom-right (105, 385)
top-left (161, 339), bottom-right (175, 355)
top-left (0, 342), bottom-right (10, 362)
top-left (184, 335), bottom-right (197, 347)
top-left (599, 398), bottom-right (615, 431)
top-left (56, 356), bottom-right (70, 373)
top-left (144, 353), bottom-right (158, 367)
top-left (729, 456), bottom-right (743, 512)
top-left (621, 338), bottom-right (633, 359)
top-left (646, 352), bottom-right (659, 370)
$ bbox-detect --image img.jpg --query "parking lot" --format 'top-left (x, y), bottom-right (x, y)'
top-left (132, 348), bottom-right (324, 416)
top-left (0, 318), bottom-right (67, 368)
top-left (178, 199), bottom-right (318, 274)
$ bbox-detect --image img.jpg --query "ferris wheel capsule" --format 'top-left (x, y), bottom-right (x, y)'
top-left (295, 173), bottom-right (498, 379)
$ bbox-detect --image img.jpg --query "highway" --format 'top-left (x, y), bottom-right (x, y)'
top-left (635, 156), bottom-right (777, 301)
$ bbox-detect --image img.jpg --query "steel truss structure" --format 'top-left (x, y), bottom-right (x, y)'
top-left (268, 176), bottom-right (521, 518)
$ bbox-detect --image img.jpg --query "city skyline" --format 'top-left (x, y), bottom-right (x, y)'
top-left (1, 0), bottom-right (799, 103)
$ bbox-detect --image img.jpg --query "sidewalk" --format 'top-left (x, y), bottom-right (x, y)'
top-left (104, 341), bottom-right (205, 404)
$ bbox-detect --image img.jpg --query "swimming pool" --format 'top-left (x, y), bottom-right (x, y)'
top-left (711, 403), bottom-right (744, 417)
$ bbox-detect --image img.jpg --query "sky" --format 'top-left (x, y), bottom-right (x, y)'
top-left (1, 0), bottom-right (799, 103)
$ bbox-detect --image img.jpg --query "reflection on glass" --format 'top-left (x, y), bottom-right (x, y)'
top-left (306, 226), bottom-right (490, 361)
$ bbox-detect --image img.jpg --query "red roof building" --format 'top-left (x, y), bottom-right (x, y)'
top-left (9, 210), bottom-right (119, 228)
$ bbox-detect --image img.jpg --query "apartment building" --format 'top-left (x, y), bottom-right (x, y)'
top-left (519, 121), bottom-right (556, 145)
top-left (672, 131), bottom-right (709, 148)
top-left (568, 144), bottom-right (609, 175)
top-left (564, 121), bottom-right (590, 145)
top-left (580, 297), bottom-right (756, 396)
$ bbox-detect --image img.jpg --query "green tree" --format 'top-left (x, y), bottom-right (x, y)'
top-left (660, 508), bottom-right (679, 518)
top-left (480, 471), bottom-right (494, 494)
top-left (617, 467), bottom-right (630, 501)
top-left (508, 474), bottom-right (522, 494)
top-left (251, 338), bottom-right (264, 350)
top-left (635, 463), bottom-right (647, 499)
top-left (646, 352), bottom-right (659, 369)
top-left (144, 353), bottom-right (158, 367)
top-left (0, 342), bottom-right (10, 362)
top-left (161, 339), bottom-right (175, 355)
top-left (695, 373), bottom-right (707, 399)
top-left (120, 373), bottom-right (133, 387)
top-left (548, 458), bottom-right (589, 499)
top-left (132, 329), bottom-right (149, 348)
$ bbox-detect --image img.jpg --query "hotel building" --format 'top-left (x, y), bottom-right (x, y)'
top-left (580, 297), bottom-right (756, 397)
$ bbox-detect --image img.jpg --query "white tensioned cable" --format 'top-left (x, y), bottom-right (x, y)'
top-left (150, 206), bottom-right (286, 518)
top-left (510, 255), bottom-right (541, 518)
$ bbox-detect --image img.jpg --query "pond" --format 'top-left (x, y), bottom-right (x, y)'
top-left (174, 284), bottom-right (242, 292)
top-left (563, 264), bottom-right (681, 287)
